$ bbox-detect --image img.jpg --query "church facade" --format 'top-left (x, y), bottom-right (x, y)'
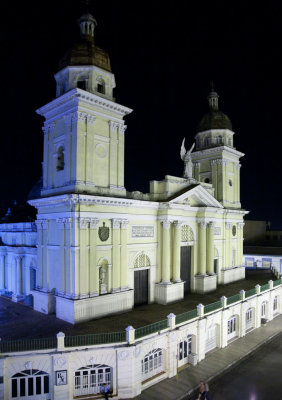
top-left (0, 14), bottom-right (247, 324)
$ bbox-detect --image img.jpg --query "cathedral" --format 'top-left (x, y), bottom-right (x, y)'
top-left (0, 13), bottom-right (247, 324)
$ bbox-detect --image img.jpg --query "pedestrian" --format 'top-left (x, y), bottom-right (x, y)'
top-left (198, 380), bottom-right (210, 400)
top-left (100, 383), bottom-right (111, 399)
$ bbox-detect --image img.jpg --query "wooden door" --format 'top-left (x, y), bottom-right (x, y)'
top-left (134, 269), bottom-right (148, 306)
top-left (181, 246), bottom-right (191, 294)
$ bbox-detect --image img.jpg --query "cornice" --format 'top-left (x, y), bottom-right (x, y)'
top-left (36, 88), bottom-right (133, 120)
top-left (191, 146), bottom-right (245, 159)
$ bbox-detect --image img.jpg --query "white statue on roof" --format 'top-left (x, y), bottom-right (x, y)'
top-left (180, 138), bottom-right (195, 179)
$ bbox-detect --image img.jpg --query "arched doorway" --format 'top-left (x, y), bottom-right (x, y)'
top-left (180, 225), bottom-right (194, 293)
top-left (133, 253), bottom-right (150, 306)
top-left (74, 364), bottom-right (112, 397)
top-left (11, 369), bottom-right (49, 399)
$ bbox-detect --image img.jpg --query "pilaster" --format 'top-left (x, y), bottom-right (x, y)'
top-left (109, 121), bottom-right (118, 187)
top-left (42, 219), bottom-right (49, 292)
top-left (56, 218), bottom-right (66, 296)
top-left (118, 124), bottom-right (126, 188)
top-left (0, 254), bottom-right (4, 290)
top-left (79, 217), bottom-right (90, 298)
top-left (211, 160), bottom-right (218, 198)
top-left (64, 218), bottom-right (73, 297)
top-left (194, 162), bottom-right (200, 181)
top-left (112, 219), bottom-right (121, 292)
top-left (120, 219), bottom-right (129, 290)
top-left (90, 218), bottom-right (100, 296)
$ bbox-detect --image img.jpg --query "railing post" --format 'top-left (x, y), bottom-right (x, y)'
top-left (221, 296), bottom-right (227, 309)
top-left (57, 332), bottom-right (65, 351)
top-left (255, 284), bottom-right (261, 295)
top-left (269, 280), bottom-right (273, 290)
top-left (167, 313), bottom-right (176, 329)
top-left (240, 290), bottom-right (245, 301)
top-left (126, 326), bottom-right (135, 344)
top-left (197, 303), bottom-right (204, 318)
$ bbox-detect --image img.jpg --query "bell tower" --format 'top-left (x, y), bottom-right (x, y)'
top-left (191, 88), bottom-right (244, 208)
top-left (38, 13), bottom-right (132, 198)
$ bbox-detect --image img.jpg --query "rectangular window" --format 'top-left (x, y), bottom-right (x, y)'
top-left (44, 375), bottom-right (49, 394)
top-left (36, 376), bottom-right (41, 395)
top-left (12, 379), bottom-right (17, 398)
top-left (28, 377), bottom-right (34, 396)
top-left (20, 378), bottom-right (25, 396)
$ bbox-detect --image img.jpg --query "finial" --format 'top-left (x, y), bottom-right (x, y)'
top-left (208, 82), bottom-right (219, 111)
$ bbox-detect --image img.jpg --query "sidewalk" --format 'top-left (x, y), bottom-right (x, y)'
top-left (133, 314), bottom-right (282, 400)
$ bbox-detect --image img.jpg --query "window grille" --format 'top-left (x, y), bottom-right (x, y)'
top-left (134, 254), bottom-right (150, 268)
top-left (181, 225), bottom-right (194, 242)
top-left (261, 301), bottom-right (267, 318)
top-left (245, 308), bottom-right (253, 331)
top-left (273, 296), bottom-right (278, 314)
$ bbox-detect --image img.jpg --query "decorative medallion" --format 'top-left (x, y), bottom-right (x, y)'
top-left (99, 222), bottom-right (110, 242)
top-left (95, 143), bottom-right (107, 158)
top-left (232, 225), bottom-right (236, 237)
top-left (54, 357), bottom-right (67, 368)
top-left (118, 350), bottom-right (130, 360)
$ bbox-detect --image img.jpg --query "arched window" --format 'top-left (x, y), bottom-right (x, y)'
top-left (273, 296), bottom-right (278, 314)
top-left (261, 301), bottom-right (267, 318)
top-left (134, 253), bottom-right (150, 268)
top-left (97, 77), bottom-right (105, 94)
top-left (227, 316), bottom-right (237, 340)
top-left (217, 135), bottom-right (223, 145)
top-left (11, 369), bottom-right (49, 398)
top-left (141, 349), bottom-right (163, 381)
top-left (74, 364), bottom-right (112, 397)
top-left (77, 80), bottom-right (87, 90)
top-left (245, 308), bottom-right (254, 331)
top-left (181, 225), bottom-right (194, 242)
top-left (56, 146), bottom-right (65, 171)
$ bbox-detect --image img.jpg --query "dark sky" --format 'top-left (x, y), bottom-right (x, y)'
top-left (1, 1), bottom-right (282, 227)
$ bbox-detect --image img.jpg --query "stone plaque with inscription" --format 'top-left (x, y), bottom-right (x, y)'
top-left (131, 225), bottom-right (154, 238)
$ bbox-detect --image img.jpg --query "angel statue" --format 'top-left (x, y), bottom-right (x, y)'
top-left (180, 139), bottom-right (195, 179)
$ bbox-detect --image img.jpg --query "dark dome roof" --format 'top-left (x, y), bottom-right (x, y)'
top-left (58, 14), bottom-right (111, 72)
top-left (59, 41), bottom-right (111, 71)
top-left (197, 90), bottom-right (232, 132)
top-left (197, 110), bottom-right (232, 132)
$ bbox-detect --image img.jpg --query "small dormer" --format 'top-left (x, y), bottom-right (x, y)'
top-left (54, 13), bottom-right (116, 101)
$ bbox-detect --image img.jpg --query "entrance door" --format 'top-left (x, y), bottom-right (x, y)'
top-left (181, 246), bottom-right (191, 293)
top-left (205, 325), bottom-right (217, 353)
top-left (134, 269), bottom-right (148, 306)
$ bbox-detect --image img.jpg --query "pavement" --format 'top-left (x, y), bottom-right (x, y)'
top-left (133, 314), bottom-right (282, 400)
top-left (0, 271), bottom-right (274, 340)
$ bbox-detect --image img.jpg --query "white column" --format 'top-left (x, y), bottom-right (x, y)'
top-left (207, 222), bottom-right (215, 274)
top-left (161, 220), bottom-right (171, 283)
top-left (16, 256), bottom-right (22, 295)
top-left (35, 220), bottom-right (43, 289)
top-left (118, 124), bottom-right (126, 188)
top-left (0, 254), bottom-right (5, 290)
top-left (198, 220), bottom-right (207, 275)
top-left (64, 218), bottom-right (73, 298)
top-left (42, 220), bottom-right (49, 292)
top-left (109, 121), bottom-right (118, 187)
top-left (172, 221), bottom-right (182, 282)
top-left (211, 160), bottom-right (218, 199)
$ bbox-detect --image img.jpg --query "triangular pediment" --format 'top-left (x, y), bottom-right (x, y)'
top-left (168, 184), bottom-right (223, 208)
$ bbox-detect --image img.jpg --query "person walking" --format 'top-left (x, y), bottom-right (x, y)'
top-left (198, 380), bottom-right (210, 400)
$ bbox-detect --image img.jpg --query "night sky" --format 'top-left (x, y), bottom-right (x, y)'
top-left (1, 1), bottom-right (282, 227)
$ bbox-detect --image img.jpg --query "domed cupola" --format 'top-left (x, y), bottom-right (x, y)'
top-left (195, 86), bottom-right (234, 150)
top-left (55, 13), bottom-right (115, 100)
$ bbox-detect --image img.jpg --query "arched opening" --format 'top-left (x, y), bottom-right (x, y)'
top-left (74, 364), bottom-right (112, 397)
top-left (77, 79), bottom-right (87, 90)
top-left (227, 315), bottom-right (238, 341)
top-left (56, 146), bottom-right (65, 171)
top-left (178, 334), bottom-right (196, 367)
top-left (214, 247), bottom-right (219, 275)
top-left (246, 307), bottom-right (255, 332)
top-left (97, 77), bottom-right (105, 94)
top-left (181, 225), bottom-right (194, 293)
top-left (11, 369), bottom-right (49, 399)
top-left (141, 349), bottom-right (164, 382)
top-left (98, 259), bottom-right (109, 295)
top-left (273, 295), bottom-right (279, 315)
top-left (205, 324), bottom-right (218, 353)
top-left (134, 253), bottom-right (150, 306)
